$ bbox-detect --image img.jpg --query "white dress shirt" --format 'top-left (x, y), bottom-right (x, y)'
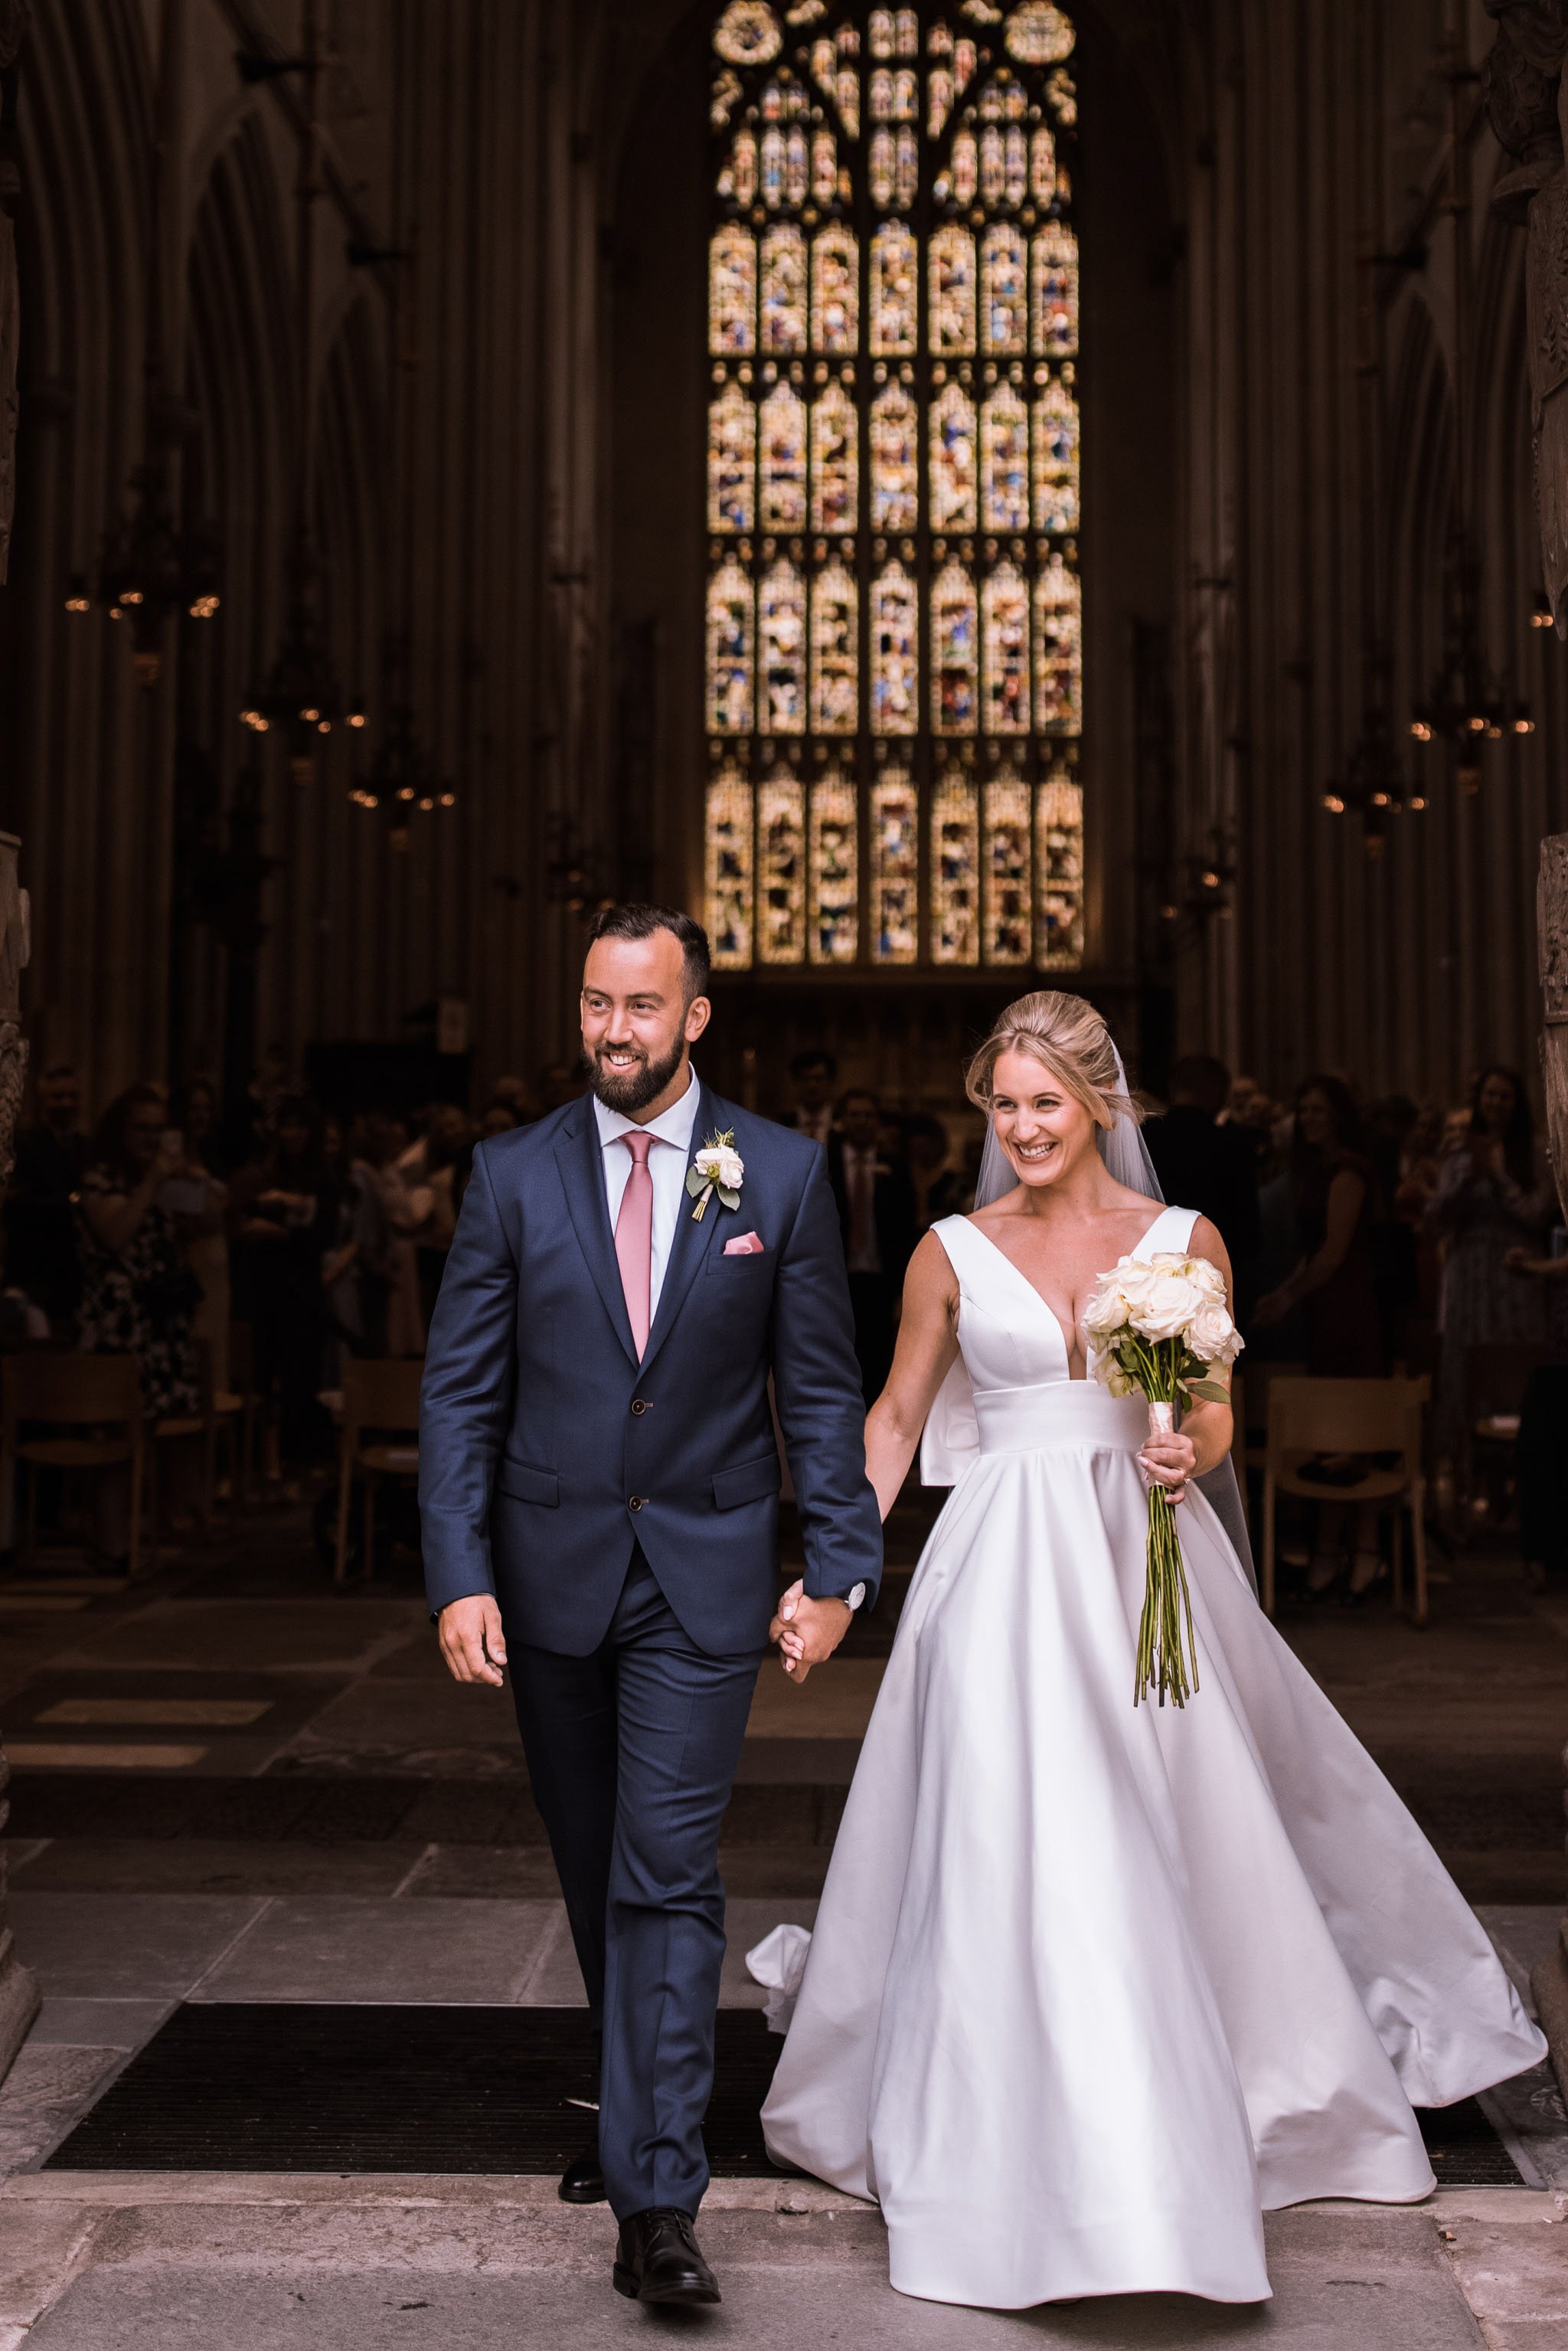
top-left (593, 1063), bottom-right (702, 1320)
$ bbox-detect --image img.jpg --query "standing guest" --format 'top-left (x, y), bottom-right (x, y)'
top-left (1143, 1055), bottom-right (1263, 1286)
top-left (1253, 1074), bottom-right (1387, 1594)
top-left (831, 1087), bottom-right (918, 1399)
top-left (1426, 1067), bottom-right (1553, 1472)
top-left (488, 1075), bottom-right (535, 1123)
top-left (537, 1061), bottom-right (588, 1116)
top-left (230, 1097), bottom-right (335, 1474)
top-left (171, 1081), bottom-right (231, 1396)
top-left (782, 1048), bottom-right (838, 1146)
top-left (77, 1087), bottom-right (201, 1417)
top-left (322, 1117), bottom-right (392, 1366)
top-left (6, 1062), bottom-right (91, 1326)
top-left (221, 1040), bottom-right (291, 1171)
top-left (76, 1087), bottom-right (202, 1561)
top-left (480, 1101), bottom-right (521, 1140)
top-left (361, 1113), bottom-right (426, 1356)
top-left (902, 1113), bottom-right (965, 1230)
top-left (397, 1102), bottom-right (474, 1323)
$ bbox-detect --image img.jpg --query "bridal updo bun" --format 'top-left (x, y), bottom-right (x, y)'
top-left (964, 991), bottom-right (1139, 1133)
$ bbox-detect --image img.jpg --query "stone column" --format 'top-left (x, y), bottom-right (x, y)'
top-left (0, 832), bottom-right (39, 2081)
top-left (1484, 2), bottom-right (1568, 625)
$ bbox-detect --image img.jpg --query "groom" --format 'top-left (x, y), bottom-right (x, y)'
top-left (420, 904), bottom-right (881, 2306)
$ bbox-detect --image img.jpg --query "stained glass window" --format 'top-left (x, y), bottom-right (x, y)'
top-left (931, 559), bottom-right (977, 734)
top-left (758, 768), bottom-right (806, 960)
top-left (811, 560), bottom-right (858, 731)
top-left (1036, 762), bottom-right (1083, 966)
top-left (708, 378), bottom-right (756, 531)
top-left (929, 378), bottom-right (976, 531)
top-left (704, 1), bottom-right (1085, 970)
top-left (980, 380), bottom-right (1029, 531)
top-left (982, 560), bottom-right (1029, 734)
top-left (870, 378), bottom-right (918, 529)
top-left (871, 765), bottom-right (920, 960)
top-left (811, 227), bottom-right (858, 348)
top-left (706, 767), bottom-right (755, 967)
top-left (810, 378), bottom-right (858, 531)
top-left (760, 381), bottom-right (807, 528)
top-left (983, 766), bottom-right (1032, 962)
top-left (931, 768), bottom-right (980, 963)
top-left (760, 558), bottom-right (807, 731)
top-left (1033, 368), bottom-right (1078, 533)
top-left (809, 770), bottom-right (859, 960)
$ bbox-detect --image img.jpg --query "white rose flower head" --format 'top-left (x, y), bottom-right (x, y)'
top-left (697, 1144), bottom-right (745, 1192)
top-left (1082, 1271), bottom-right (1131, 1341)
top-left (1129, 1255), bottom-right (1206, 1342)
top-left (1188, 1299), bottom-right (1242, 1367)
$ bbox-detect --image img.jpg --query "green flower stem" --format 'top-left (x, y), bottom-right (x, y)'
top-left (1117, 1335), bottom-right (1201, 1709)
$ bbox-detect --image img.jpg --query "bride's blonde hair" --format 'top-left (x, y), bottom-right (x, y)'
top-left (964, 991), bottom-right (1140, 1133)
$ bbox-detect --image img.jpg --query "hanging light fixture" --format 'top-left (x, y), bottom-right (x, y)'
top-left (63, 464), bottom-right (221, 685)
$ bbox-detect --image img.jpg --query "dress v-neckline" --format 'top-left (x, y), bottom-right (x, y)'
top-left (958, 1208), bottom-right (1171, 1384)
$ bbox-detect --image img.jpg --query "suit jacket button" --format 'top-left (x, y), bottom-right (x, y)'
top-left (630, 1399), bottom-right (648, 1417)
top-left (629, 1494), bottom-right (645, 1512)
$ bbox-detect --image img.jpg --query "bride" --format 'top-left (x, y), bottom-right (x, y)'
top-left (759, 992), bottom-right (1544, 2310)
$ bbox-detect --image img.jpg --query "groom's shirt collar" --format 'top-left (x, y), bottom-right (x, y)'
top-left (590, 1060), bottom-right (701, 1156)
top-left (592, 1064), bottom-right (702, 1316)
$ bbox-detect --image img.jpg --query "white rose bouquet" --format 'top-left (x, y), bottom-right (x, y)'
top-left (1083, 1251), bottom-right (1243, 1710)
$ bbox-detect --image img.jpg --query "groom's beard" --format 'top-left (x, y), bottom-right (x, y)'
top-left (588, 1035), bottom-right (688, 1116)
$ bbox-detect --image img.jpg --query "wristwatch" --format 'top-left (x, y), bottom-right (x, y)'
top-left (841, 1582), bottom-right (867, 1611)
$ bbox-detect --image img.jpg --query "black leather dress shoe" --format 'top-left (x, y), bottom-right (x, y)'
top-left (612, 2207), bottom-right (721, 2305)
top-left (558, 2147), bottom-right (606, 2205)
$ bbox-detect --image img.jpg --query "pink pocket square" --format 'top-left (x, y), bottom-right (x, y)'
top-left (724, 1231), bottom-right (766, 1255)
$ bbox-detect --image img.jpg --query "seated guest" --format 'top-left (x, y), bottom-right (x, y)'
top-left (6, 1061), bottom-right (90, 1326)
top-left (1144, 1055), bottom-right (1263, 1279)
top-left (782, 1048), bottom-right (838, 1146)
top-left (830, 1087), bottom-right (918, 1400)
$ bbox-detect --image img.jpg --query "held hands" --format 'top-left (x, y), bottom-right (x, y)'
top-left (769, 1579), bottom-right (853, 1687)
top-left (1138, 1426), bottom-right (1199, 1504)
top-left (439, 1594), bottom-right (508, 1687)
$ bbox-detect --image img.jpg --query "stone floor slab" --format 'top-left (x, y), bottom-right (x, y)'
top-left (0, 2045), bottom-right (125, 2174)
top-left (10, 1839), bottom-right (430, 1898)
top-left (189, 1897), bottom-right (557, 2004)
top-left (18, 2204), bottom-right (1489, 2349)
top-left (26, 2000), bottom-right (174, 2052)
top-left (8, 1894), bottom-right (270, 1999)
top-left (0, 2199), bottom-right (100, 2323)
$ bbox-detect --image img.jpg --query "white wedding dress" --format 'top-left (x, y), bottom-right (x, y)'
top-left (760, 1205), bottom-right (1545, 2310)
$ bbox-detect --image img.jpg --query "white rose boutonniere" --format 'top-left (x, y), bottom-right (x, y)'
top-left (687, 1128), bottom-right (745, 1222)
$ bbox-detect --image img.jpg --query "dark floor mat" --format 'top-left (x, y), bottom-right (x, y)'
top-left (44, 2003), bottom-right (792, 2176)
top-left (42, 2003), bottom-right (1526, 2187)
top-left (1417, 2096), bottom-right (1527, 2186)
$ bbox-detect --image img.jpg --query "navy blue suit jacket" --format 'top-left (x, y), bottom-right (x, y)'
top-left (418, 1081), bottom-right (884, 1656)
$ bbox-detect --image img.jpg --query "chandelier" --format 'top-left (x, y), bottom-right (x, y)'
top-left (237, 592), bottom-right (365, 786)
top-left (348, 699), bottom-right (456, 849)
top-left (64, 463), bottom-right (220, 685)
top-left (1407, 538), bottom-right (1534, 790)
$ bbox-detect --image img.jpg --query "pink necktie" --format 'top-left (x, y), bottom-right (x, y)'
top-left (615, 1130), bottom-right (655, 1358)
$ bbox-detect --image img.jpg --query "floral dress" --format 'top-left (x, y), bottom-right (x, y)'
top-left (75, 1167), bottom-right (201, 1420)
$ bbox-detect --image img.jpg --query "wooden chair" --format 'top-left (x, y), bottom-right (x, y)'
top-left (1, 1352), bottom-right (146, 1579)
top-left (149, 1339), bottom-right (221, 1538)
top-left (334, 1358), bottom-right (423, 1584)
top-left (212, 1319), bottom-right (260, 1518)
top-left (1462, 1341), bottom-right (1551, 1522)
top-left (1261, 1375), bottom-right (1431, 1627)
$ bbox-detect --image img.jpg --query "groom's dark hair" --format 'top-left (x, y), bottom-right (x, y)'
top-left (587, 902), bottom-right (712, 1005)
